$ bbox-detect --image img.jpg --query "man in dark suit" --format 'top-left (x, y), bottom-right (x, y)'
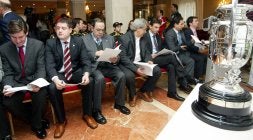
top-left (184, 16), bottom-right (207, 81)
top-left (82, 18), bottom-right (130, 125)
top-left (0, 55), bottom-right (11, 140)
top-left (119, 18), bottom-right (161, 107)
top-left (0, 0), bottom-right (24, 45)
top-left (45, 18), bottom-right (96, 138)
top-left (165, 16), bottom-right (196, 93)
top-left (0, 20), bottom-right (48, 139)
top-left (143, 18), bottom-right (185, 101)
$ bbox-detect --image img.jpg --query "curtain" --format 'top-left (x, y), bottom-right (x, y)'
top-left (171, 0), bottom-right (196, 22)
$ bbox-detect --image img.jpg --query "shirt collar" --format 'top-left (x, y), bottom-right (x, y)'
top-left (149, 30), bottom-right (156, 37)
top-left (61, 37), bottom-right (71, 45)
top-left (173, 28), bottom-right (179, 34)
top-left (91, 33), bottom-right (102, 43)
top-left (190, 27), bottom-right (196, 33)
top-left (3, 10), bottom-right (12, 18)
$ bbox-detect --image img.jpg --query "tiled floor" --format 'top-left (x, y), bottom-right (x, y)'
top-left (10, 74), bottom-right (186, 140)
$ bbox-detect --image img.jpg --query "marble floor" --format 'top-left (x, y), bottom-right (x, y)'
top-left (8, 67), bottom-right (253, 140)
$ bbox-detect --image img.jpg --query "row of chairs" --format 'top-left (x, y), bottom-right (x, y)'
top-left (7, 68), bottom-right (167, 135)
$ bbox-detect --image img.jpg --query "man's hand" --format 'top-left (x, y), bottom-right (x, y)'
top-left (3, 85), bottom-right (14, 97)
top-left (151, 54), bottom-right (158, 59)
top-left (53, 77), bottom-right (66, 90)
top-left (95, 50), bottom-right (104, 57)
top-left (30, 85), bottom-right (40, 93)
top-left (109, 56), bottom-right (119, 64)
top-left (80, 72), bottom-right (90, 85)
top-left (181, 45), bottom-right (187, 50)
top-left (136, 68), bottom-right (145, 76)
top-left (147, 61), bottom-right (153, 64)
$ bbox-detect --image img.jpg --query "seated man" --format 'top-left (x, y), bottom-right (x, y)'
top-left (82, 18), bottom-right (130, 125)
top-left (143, 18), bottom-right (185, 101)
top-left (119, 18), bottom-right (161, 106)
top-left (184, 16), bottom-right (207, 81)
top-left (0, 55), bottom-right (11, 140)
top-left (45, 18), bottom-right (95, 138)
top-left (164, 16), bottom-right (196, 93)
top-left (0, 20), bottom-right (48, 139)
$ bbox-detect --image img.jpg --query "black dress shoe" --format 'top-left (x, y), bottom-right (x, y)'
top-left (179, 84), bottom-right (193, 94)
top-left (41, 119), bottom-right (50, 129)
top-left (92, 111), bottom-right (107, 124)
top-left (188, 78), bottom-right (202, 85)
top-left (114, 104), bottom-right (131, 115)
top-left (1, 135), bottom-right (12, 140)
top-left (31, 127), bottom-right (47, 139)
top-left (167, 93), bottom-right (185, 101)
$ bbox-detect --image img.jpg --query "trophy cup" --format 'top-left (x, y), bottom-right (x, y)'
top-left (192, 0), bottom-right (253, 130)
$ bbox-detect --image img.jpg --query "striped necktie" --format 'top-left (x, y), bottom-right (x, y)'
top-left (63, 41), bottom-right (72, 81)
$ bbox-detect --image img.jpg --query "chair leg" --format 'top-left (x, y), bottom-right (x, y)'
top-left (7, 112), bottom-right (14, 136)
top-left (50, 103), bottom-right (56, 124)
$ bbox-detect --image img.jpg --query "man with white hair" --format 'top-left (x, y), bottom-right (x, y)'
top-left (119, 18), bottom-right (161, 107)
top-left (0, 0), bottom-right (24, 45)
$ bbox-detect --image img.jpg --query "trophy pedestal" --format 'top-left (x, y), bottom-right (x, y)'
top-left (192, 82), bottom-right (253, 130)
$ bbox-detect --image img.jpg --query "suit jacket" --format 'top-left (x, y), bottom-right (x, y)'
top-left (184, 28), bottom-right (199, 53)
top-left (45, 36), bottom-right (91, 80)
top-left (0, 55), bottom-right (3, 82)
top-left (82, 33), bottom-right (115, 72)
top-left (119, 31), bottom-right (152, 72)
top-left (143, 31), bottom-right (163, 54)
top-left (0, 38), bottom-right (46, 87)
top-left (165, 28), bottom-right (190, 56)
top-left (0, 12), bottom-right (24, 45)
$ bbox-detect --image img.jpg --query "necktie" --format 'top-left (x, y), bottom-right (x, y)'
top-left (19, 46), bottom-right (25, 77)
top-left (153, 35), bottom-right (158, 50)
top-left (177, 32), bottom-right (182, 46)
top-left (63, 42), bottom-right (72, 81)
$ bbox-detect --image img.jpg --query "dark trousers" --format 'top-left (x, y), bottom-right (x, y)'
top-left (153, 54), bottom-right (185, 93)
top-left (0, 94), bottom-right (10, 138)
top-left (97, 65), bottom-right (126, 106)
top-left (190, 53), bottom-right (207, 79)
top-left (3, 88), bottom-right (47, 129)
top-left (120, 64), bottom-right (161, 98)
top-left (178, 54), bottom-right (195, 78)
top-left (48, 69), bottom-right (93, 123)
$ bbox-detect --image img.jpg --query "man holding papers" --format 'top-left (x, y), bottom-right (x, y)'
top-left (45, 18), bottom-right (94, 138)
top-left (82, 18), bottom-right (130, 124)
top-left (184, 16), bottom-right (207, 81)
top-left (143, 18), bottom-right (186, 101)
top-left (0, 20), bottom-right (48, 139)
top-left (165, 16), bottom-right (196, 93)
top-left (119, 18), bottom-right (161, 106)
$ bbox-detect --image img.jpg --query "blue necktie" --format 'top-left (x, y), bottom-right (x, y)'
top-left (177, 32), bottom-right (182, 46)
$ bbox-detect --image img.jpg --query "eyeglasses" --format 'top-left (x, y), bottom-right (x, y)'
top-left (95, 28), bottom-right (105, 32)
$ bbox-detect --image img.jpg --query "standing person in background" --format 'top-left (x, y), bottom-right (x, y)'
top-left (0, 0), bottom-right (24, 45)
top-left (72, 18), bottom-right (86, 36)
top-left (110, 22), bottom-right (123, 46)
top-left (156, 10), bottom-right (167, 38)
top-left (170, 4), bottom-right (182, 21)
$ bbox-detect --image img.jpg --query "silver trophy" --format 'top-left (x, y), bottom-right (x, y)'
top-left (192, 0), bottom-right (253, 130)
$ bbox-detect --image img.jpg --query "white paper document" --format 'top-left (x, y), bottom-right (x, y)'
top-left (156, 48), bottom-right (175, 56)
top-left (97, 48), bottom-right (121, 62)
top-left (134, 62), bottom-right (157, 76)
top-left (5, 78), bottom-right (50, 93)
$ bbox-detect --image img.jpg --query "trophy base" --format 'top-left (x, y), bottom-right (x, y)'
top-left (191, 83), bottom-right (253, 131)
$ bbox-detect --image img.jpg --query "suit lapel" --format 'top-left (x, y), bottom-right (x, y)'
top-left (24, 38), bottom-right (32, 70)
top-left (69, 37), bottom-right (76, 55)
top-left (56, 39), bottom-right (63, 59)
top-left (10, 43), bottom-right (22, 71)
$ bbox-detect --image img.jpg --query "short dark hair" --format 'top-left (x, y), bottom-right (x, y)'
top-left (160, 10), bottom-right (164, 15)
top-left (149, 18), bottom-right (161, 26)
top-left (186, 16), bottom-right (198, 27)
top-left (172, 4), bottom-right (178, 10)
top-left (172, 16), bottom-right (183, 27)
top-left (8, 20), bottom-right (28, 34)
top-left (91, 18), bottom-right (104, 27)
top-left (72, 18), bottom-right (82, 28)
top-left (55, 17), bottom-right (73, 28)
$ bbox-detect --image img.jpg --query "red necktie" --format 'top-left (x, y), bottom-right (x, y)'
top-left (63, 42), bottom-right (72, 81)
top-left (18, 46), bottom-right (25, 77)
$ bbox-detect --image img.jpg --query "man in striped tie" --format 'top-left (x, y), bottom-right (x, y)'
top-left (45, 18), bottom-right (96, 138)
